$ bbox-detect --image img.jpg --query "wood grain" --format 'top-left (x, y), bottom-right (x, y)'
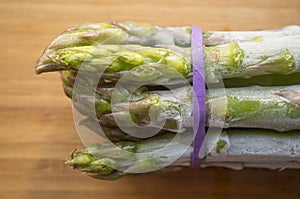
top-left (0, 0), bottom-right (299, 198)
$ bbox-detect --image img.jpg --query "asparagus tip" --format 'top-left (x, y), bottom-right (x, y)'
top-left (35, 63), bottom-right (59, 74)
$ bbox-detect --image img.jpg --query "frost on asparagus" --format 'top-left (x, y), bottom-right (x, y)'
top-left (63, 75), bottom-right (300, 133)
top-left (36, 35), bottom-right (300, 84)
top-left (68, 129), bottom-right (300, 180)
top-left (43, 22), bottom-right (300, 50)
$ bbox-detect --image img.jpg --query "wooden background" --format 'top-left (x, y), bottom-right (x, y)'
top-left (0, 0), bottom-right (300, 198)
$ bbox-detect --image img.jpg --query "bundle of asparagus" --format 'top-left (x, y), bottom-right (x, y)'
top-left (36, 22), bottom-right (300, 180)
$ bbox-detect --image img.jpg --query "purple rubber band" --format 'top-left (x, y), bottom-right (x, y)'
top-left (191, 26), bottom-right (206, 167)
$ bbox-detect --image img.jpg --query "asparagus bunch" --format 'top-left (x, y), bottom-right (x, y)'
top-left (35, 22), bottom-right (300, 180)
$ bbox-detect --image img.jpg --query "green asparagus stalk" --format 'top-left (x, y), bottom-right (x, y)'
top-left (36, 35), bottom-right (300, 84)
top-left (64, 74), bottom-right (300, 132)
top-left (68, 128), bottom-right (300, 180)
top-left (37, 22), bottom-right (300, 74)
top-left (112, 85), bottom-right (300, 132)
top-left (37, 45), bottom-right (192, 86)
top-left (42, 22), bottom-right (300, 50)
top-left (62, 67), bottom-right (300, 92)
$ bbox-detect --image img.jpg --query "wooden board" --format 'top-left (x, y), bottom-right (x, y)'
top-left (0, 0), bottom-right (299, 198)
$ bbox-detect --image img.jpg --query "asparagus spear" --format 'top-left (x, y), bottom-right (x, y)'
top-left (37, 45), bottom-right (192, 86)
top-left (42, 22), bottom-right (300, 50)
top-left (64, 75), bottom-right (300, 132)
top-left (62, 66), bottom-right (300, 89)
top-left (113, 85), bottom-right (300, 132)
top-left (36, 35), bottom-right (300, 84)
top-left (36, 22), bottom-right (191, 68)
top-left (37, 22), bottom-right (300, 70)
top-left (68, 128), bottom-right (300, 180)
